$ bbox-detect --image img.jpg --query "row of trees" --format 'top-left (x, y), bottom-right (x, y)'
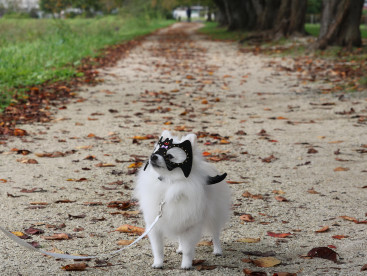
top-left (212, 0), bottom-right (365, 50)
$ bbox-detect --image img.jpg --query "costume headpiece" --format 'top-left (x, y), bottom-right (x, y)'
top-left (144, 136), bottom-right (193, 178)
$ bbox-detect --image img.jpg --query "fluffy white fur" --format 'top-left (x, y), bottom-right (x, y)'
top-left (135, 130), bottom-right (231, 269)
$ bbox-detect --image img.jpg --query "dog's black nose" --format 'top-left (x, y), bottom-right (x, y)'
top-left (151, 154), bottom-right (158, 161)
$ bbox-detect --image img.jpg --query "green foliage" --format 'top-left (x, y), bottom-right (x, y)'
top-left (0, 16), bottom-right (173, 110)
top-left (305, 23), bottom-right (320, 37)
top-left (307, 0), bottom-right (322, 14)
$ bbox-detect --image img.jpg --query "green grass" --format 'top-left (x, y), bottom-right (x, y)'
top-left (0, 16), bottom-right (173, 110)
top-left (198, 21), bottom-right (246, 41)
top-left (305, 23), bottom-right (367, 38)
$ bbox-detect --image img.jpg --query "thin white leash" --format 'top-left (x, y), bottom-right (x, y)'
top-left (0, 201), bottom-right (165, 260)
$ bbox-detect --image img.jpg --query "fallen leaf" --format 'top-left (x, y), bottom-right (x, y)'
top-left (17, 158), bottom-right (38, 164)
top-left (307, 247), bottom-right (338, 263)
top-left (117, 240), bottom-right (133, 245)
top-left (261, 155), bottom-right (277, 163)
top-left (307, 148), bottom-right (318, 154)
top-left (237, 237), bottom-right (260, 243)
top-left (195, 265), bottom-right (217, 271)
top-left (29, 202), bottom-right (48, 205)
top-left (240, 214), bottom-right (255, 222)
top-left (61, 263), bottom-right (87, 271)
top-left (14, 128), bottom-right (28, 136)
top-left (128, 162), bottom-right (143, 168)
top-left (307, 188), bottom-right (319, 194)
top-left (11, 231), bottom-right (30, 239)
top-left (0, 179), bottom-right (8, 183)
top-left (332, 235), bottom-right (348, 240)
top-left (42, 233), bottom-right (71, 240)
top-left (24, 227), bottom-right (44, 235)
top-left (340, 215), bottom-right (358, 223)
top-left (333, 167), bottom-right (349, 172)
top-left (107, 201), bottom-right (131, 210)
top-left (243, 269), bottom-right (267, 276)
top-left (315, 226), bottom-right (330, 233)
top-left (361, 264), bottom-right (367, 271)
top-left (197, 240), bottom-right (213, 246)
top-left (273, 273), bottom-right (297, 276)
top-left (95, 163), bottom-right (115, 167)
top-left (116, 224), bottom-right (144, 235)
top-left (267, 232), bottom-right (292, 238)
top-left (253, 257), bottom-right (281, 268)
top-left (275, 196), bottom-right (288, 202)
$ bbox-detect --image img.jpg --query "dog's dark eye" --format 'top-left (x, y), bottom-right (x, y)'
top-left (166, 154), bottom-right (174, 160)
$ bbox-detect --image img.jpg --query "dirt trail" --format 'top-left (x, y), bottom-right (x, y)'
top-left (1, 22), bottom-right (367, 275)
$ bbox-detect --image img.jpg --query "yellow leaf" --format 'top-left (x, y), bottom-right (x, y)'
top-left (11, 231), bottom-right (26, 237)
top-left (128, 162), bottom-right (143, 168)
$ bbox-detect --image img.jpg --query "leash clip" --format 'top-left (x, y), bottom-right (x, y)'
top-left (158, 201), bottom-right (165, 218)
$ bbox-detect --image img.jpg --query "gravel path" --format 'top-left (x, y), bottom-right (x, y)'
top-left (1, 22), bottom-right (367, 275)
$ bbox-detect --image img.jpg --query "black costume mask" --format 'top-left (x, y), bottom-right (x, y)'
top-left (144, 135), bottom-right (227, 184)
top-left (144, 136), bottom-right (193, 178)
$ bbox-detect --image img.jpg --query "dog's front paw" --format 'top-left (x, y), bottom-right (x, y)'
top-left (152, 262), bottom-right (163, 269)
top-left (213, 249), bottom-right (222, 256)
top-left (180, 264), bottom-right (193, 270)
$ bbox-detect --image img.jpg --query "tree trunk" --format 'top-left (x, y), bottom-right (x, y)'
top-left (256, 0), bottom-right (281, 31)
top-left (213, 0), bottom-right (228, 27)
top-left (273, 0), bottom-right (307, 39)
top-left (315, 0), bottom-right (364, 50)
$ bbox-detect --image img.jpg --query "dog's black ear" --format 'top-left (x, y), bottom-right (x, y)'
top-left (207, 173), bottom-right (227, 185)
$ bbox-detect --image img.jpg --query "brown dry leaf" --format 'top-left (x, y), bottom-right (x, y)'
top-left (14, 128), bottom-right (28, 136)
top-left (307, 247), bottom-right (338, 263)
top-left (315, 226), bottom-right (330, 233)
top-left (195, 265), bottom-right (217, 271)
top-left (29, 202), bottom-right (48, 205)
top-left (240, 214), bottom-right (255, 222)
top-left (340, 216), bottom-right (358, 223)
top-left (361, 264), bottom-right (367, 271)
top-left (261, 154), bottom-right (277, 163)
top-left (243, 269), bottom-right (267, 276)
top-left (307, 188), bottom-right (319, 194)
top-left (332, 235), bottom-right (348, 240)
top-left (95, 163), bottom-right (115, 167)
top-left (0, 179), bottom-right (8, 183)
top-left (116, 224), bottom-right (144, 235)
top-left (197, 240), bottom-right (213, 246)
top-left (242, 191), bottom-right (263, 200)
top-left (42, 233), bottom-right (71, 240)
top-left (333, 167), bottom-right (349, 172)
top-left (237, 237), bottom-right (260, 243)
top-left (117, 240), bottom-right (133, 246)
top-left (252, 257), bottom-right (281, 268)
top-left (275, 196), bottom-right (288, 202)
top-left (61, 263), bottom-right (87, 271)
top-left (273, 273), bottom-right (297, 276)
top-left (267, 231), bottom-right (292, 238)
top-left (307, 148), bottom-right (318, 154)
top-left (17, 158), bottom-right (38, 164)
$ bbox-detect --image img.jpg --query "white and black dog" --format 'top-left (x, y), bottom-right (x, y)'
top-left (135, 130), bottom-right (231, 269)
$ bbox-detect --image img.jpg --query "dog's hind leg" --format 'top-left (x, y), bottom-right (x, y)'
top-left (212, 228), bottom-right (223, 256)
top-left (149, 229), bottom-right (164, 268)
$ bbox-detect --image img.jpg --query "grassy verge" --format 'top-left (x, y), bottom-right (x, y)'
top-left (198, 21), bottom-right (246, 41)
top-left (0, 16), bottom-right (173, 110)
